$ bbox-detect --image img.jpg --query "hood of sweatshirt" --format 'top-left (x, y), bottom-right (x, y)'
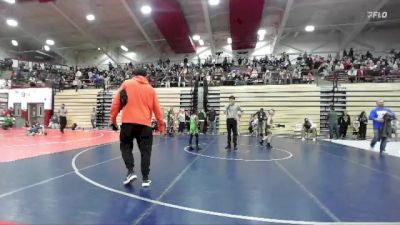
top-left (134, 76), bottom-right (149, 84)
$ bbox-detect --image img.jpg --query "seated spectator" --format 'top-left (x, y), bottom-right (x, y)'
top-left (301, 118), bottom-right (317, 141)
top-left (48, 114), bottom-right (59, 129)
top-left (347, 66), bottom-right (357, 83)
top-left (303, 71), bottom-right (314, 84)
top-left (2, 114), bottom-right (13, 130)
top-left (357, 66), bottom-right (366, 81)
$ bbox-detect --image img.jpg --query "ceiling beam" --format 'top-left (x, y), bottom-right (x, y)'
top-left (271, 0), bottom-right (293, 54)
top-left (49, 2), bottom-right (118, 64)
top-left (200, 0), bottom-right (215, 56)
top-left (121, 0), bottom-right (159, 54)
top-left (336, 27), bottom-right (375, 50)
top-left (280, 43), bottom-right (303, 53)
top-left (339, 0), bottom-right (389, 50)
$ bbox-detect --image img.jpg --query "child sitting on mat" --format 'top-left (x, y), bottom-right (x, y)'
top-left (1, 114), bottom-right (13, 130)
top-left (27, 122), bottom-right (46, 136)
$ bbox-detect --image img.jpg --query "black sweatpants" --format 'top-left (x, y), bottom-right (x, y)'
top-left (59, 116), bottom-right (67, 133)
top-left (226, 118), bottom-right (238, 147)
top-left (120, 123), bottom-right (153, 180)
top-left (339, 124), bottom-right (348, 138)
top-left (189, 133), bottom-right (199, 147)
top-left (359, 124), bottom-right (367, 140)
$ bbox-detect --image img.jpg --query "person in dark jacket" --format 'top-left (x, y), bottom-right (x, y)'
top-left (327, 106), bottom-right (339, 139)
top-left (379, 113), bottom-right (393, 154)
top-left (338, 111), bottom-right (351, 139)
top-left (358, 111), bottom-right (368, 140)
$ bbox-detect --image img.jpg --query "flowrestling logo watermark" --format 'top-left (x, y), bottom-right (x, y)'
top-left (367, 11), bottom-right (388, 19)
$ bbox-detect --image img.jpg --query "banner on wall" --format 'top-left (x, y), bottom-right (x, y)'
top-left (0, 93), bottom-right (9, 113)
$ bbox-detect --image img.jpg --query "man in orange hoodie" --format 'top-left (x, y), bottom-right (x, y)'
top-left (110, 68), bottom-right (164, 187)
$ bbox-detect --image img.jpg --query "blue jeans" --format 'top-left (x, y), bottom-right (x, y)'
top-left (370, 128), bottom-right (388, 153)
top-left (329, 123), bottom-right (339, 139)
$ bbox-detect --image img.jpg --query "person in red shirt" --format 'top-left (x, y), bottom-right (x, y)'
top-left (110, 68), bottom-right (165, 187)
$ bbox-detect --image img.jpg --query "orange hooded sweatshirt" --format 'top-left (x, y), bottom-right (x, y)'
top-left (110, 76), bottom-right (164, 131)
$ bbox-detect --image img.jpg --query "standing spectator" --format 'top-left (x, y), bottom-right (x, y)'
top-left (207, 108), bottom-right (217, 135)
top-left (104, 75), bottom-right (110, 91)
top-left (358, 111), bottom-right (368, 140)
top-left (327, 106), bottom-right (339, 139)
top-left (198, 109), bottom-right (206, 134)
top-left (108, 62), bottom-right (113, 71)
top-left (90, 107), bottom-right (96, 129)
top-left (338, 111), bottom-right (351, 139)
top-left (58, 104), bottom-right (68, 134)
top-left (369, 99), bottom-right (396, 153)
top-left (177, 109), bottom-right (186, 134)
top-left (167, 108), bottom-right (175, 135)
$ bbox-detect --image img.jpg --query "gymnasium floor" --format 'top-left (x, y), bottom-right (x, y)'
top-left (1, 130), bottom-right (400, 225)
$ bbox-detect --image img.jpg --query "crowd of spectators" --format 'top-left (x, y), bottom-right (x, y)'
top-left (1, 49), bottom-right (399, 90)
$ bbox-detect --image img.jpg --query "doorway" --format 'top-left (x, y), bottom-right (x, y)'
top-left (28, 103), bottom-right (44, 124)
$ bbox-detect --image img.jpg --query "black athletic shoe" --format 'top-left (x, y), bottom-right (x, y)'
top-left (123, 171), bottom-right (137, 185)
top-left (196, 146), bottom-right (202, 151)
top-left (188, 146), bottom-right (194, 151)
top-left (225, 145), bottom-right (231, 150)
top-left (233, 146), bottom-right (238, 151)
top-left (266, 143), bottom-right (272, 149)
top-left (259, 140), bottom-right (264, 146)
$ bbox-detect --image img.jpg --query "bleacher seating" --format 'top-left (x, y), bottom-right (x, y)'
top-left (54, 89), bottom-right (100, 128)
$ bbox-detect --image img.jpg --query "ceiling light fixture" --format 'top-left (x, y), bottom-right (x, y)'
top-left (121, 45), bottom-right (128, 52)
top-left (199, 39), bottom-right (204, 46)
top-left (208, 0), bottom-right (220, 6)
top-left (305, 25), bottom-right (315, 32)
top-left (86, 14), bottom-right (95, 21)
top-left (97, 47), bottom-right (101, 51)
top-left (11, 40), bottom-right (18, 46)
top-left (6, 19), bottom-right (18, 27)
top-left (257, 29), bottom-right (266, 36)
top-left (2, 0), bottom-right (16, 4)
top-left (44, 45), bottom-right (50, 51)
top-left (46, 39), bottom-right (55, 45)
top-left (192, 34), bottom-right (200, 41)
top-left (141, 5), bottom-right (152, 15)
top-left (227, 37), bottom-right (232, 44)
